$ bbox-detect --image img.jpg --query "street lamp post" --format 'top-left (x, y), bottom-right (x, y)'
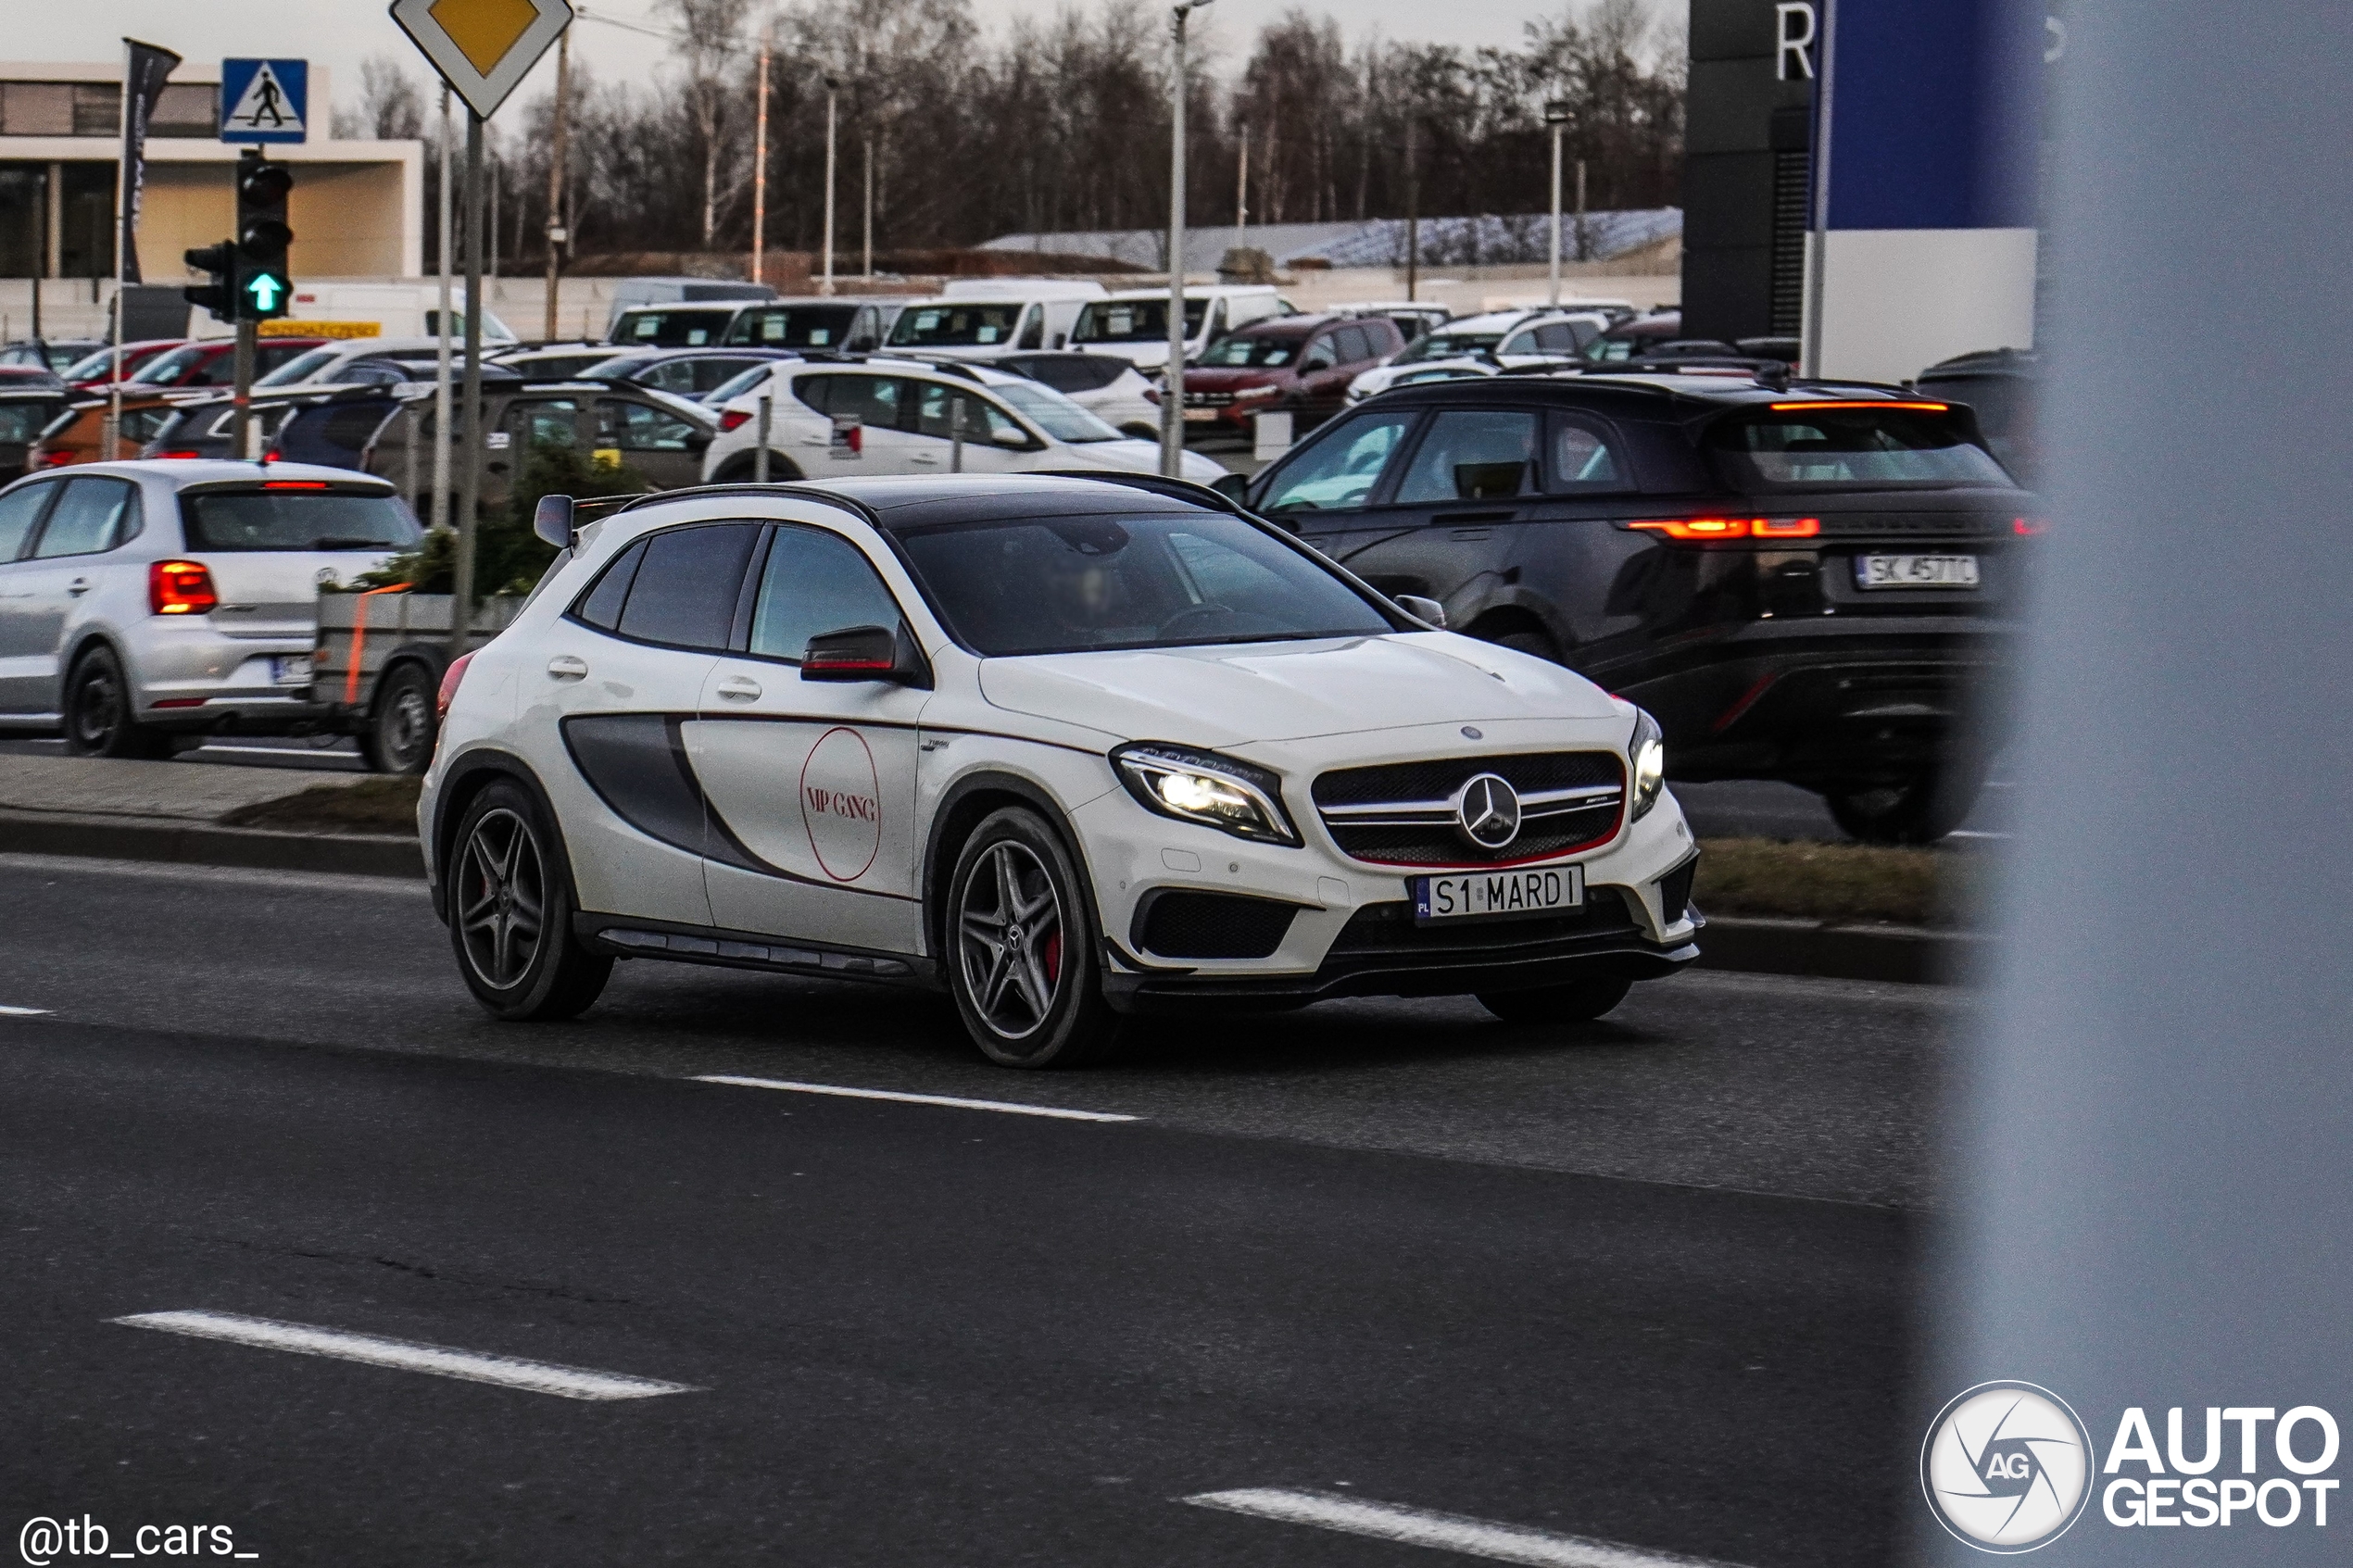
top-left (1544, 100), bottom-right (1571, 308)
top-left (821, 75), bottom-right (840, 297)
top-left (751, 19), bottom-right (771, 285)
top-left (1162, 0), bottom-right (1214, 480)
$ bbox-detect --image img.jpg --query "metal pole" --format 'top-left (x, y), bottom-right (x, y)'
top-left (1404, 114), bottom-right (1420, 304)
top-left (1801, 0), bottom-right (1838, 378)
top-left (1549, 123), bottom-right (1563, 308)
top-left (434, 86), bottom-right (454, 534)
top-left (230, 320), bottom-right (257, 460)
top-left (1238, 123), bottom-right (1250, 244)
top-left (751, 22), bottom-right (769, 286)
top-left (754, 390), bottom-right (772, 483)
top-left (543, 27), bottom-right (570, 341)
top-left (1160, 3), bottom-right (1197, 480)
top-left (950, 393), bottom-right (965, 473)
top-left (863, 132), bottom-right (875, 279)
top-left (449, 111), bottom-right (484, 657)
top-left (1575, 157), bottom-right (1588, 264)
top-left (29, 168), bottom-right (43, 344)
top-left (821, 82), bottom-right (838, 297)
top-left (104, 42), bottom-right (127, 461)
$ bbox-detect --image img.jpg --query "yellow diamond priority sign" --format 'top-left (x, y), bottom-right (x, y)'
top-left (389, 0), bottom-right (573, 120)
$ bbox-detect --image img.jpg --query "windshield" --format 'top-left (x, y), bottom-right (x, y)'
top-left (128, 345), bottom-right (208, 385)
top-left (1200, 333), bottom-right (1300, 369)
top-left (1398, 332), bottom-right (1503, 365)
top-left (891, 509), bottom-right (1394, 657)
top-left (707, 364), bottom-right (778, 405)
top-left (888, 304), bottom-right (1026, 348)
top-left (0, 400), bottom-right (61, 442)
top-left (180, 491), bottom-right (421, 552)
top-left (1072, 298), bottom-right (1208, 345)
top-left (63, 347), bottom-right (136, 383)
top-left (614, 308), bottom-right (735, 347)
top-left (581, 357), bottom-right (652, 383)
top-left (1708, 408), bottom-right (2014, 489)
top-left (255, 347), bottom-right (341, 387)
top-left (724, 305), bottom-right (858, 348)
top-left (988, 383), bottom-right (1121, 444)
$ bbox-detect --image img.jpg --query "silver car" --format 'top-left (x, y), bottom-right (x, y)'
top-left (0, 460), bottom-right (417, 758)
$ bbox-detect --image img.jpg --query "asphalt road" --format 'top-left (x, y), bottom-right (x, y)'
top-left (1, 854), bottom-right (1943, 1567)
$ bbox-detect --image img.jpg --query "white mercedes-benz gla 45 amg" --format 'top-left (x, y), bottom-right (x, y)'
top-left (420, 473), bottom-right (1703, 1067)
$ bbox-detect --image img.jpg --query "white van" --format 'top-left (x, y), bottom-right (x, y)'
top-left (193, 283), bottom-right (520, 345)
top-left (1068, 284), bottom-right (1292, 369)
top-left (885, 279), bottom-right (1108, 359)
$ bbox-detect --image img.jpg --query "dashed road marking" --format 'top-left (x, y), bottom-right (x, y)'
top-left (1183, 1488), bottom-right (1755, 1568)
top-left (692, 1074), bottom-right (1138, 1123)
top-left (111, 1311), bottom-right (699, 1401)
top-left (0, 1005), bottom-right (51, 1017)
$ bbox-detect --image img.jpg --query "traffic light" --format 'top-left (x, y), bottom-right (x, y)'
top-left (233, 149), bottom-right (293, 321)
top-left (184, 241), bottom-right (238, 323)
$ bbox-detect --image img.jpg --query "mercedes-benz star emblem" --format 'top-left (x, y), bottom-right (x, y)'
top-left (1454, 773), bottom-right (1522, 851)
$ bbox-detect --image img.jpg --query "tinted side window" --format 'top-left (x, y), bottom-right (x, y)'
top-left (791, 374), bottom-right (835, 416)
top-left (1549, 416), bottom-right (1628, 491)
top-left (34, 476), bottom-right (140, 558)
top-left (749, 527), bottom-right (904, 662)
top-left (613, 524), bottom-right (761, 649)
top-left (598, 398), bottom-right (698, 451)
top-left (1335, 327), bottom-right (1373, 363)
top-left (1256, 410), bottom-right (1418, 513)
top-left (573, 539), bottom-right (646, 631)
top-left (1393, 410), bottom-right (1541, 503)
top-left (0, 482), bottom-right (58, 560)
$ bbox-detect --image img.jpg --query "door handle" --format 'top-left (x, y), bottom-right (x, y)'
top-left (67, 578), bottom-right (91, 596)
top-left (714, 675), bottom-right (762, 702)
top-left (547, 655), bottom-right (588, 681)
top-left (911, 453), bottom-right (940, 466)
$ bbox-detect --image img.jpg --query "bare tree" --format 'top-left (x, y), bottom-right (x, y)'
top-left (333, 54), bottom-right (426, 141)
top-left (660, 0), bottom-right (757, 247)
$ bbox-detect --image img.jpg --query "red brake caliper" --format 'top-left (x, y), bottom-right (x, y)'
top-left (1043, 930), bottom-right (1063, 985)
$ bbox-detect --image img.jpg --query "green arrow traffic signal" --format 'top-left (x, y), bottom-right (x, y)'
top-left (245, 273), bottom-right (285, 312)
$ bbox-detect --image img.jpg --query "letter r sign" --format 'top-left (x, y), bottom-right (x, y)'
top-left (1778, 2), bottom-right (1818, 81)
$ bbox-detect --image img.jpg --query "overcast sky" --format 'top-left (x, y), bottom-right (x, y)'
top-left (6, 2), bottom-right (1640, 131)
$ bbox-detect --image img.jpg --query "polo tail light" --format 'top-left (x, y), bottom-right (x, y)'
top-left (437, 651), bottom-right (477, 719)
top-left (149, 560), bottom-right (219, 616)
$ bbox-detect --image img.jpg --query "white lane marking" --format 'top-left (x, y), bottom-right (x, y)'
top-left (693, 1074), bottom-right (1138, 1123)
top-left (111, 1311), bottom-right (698, 1401)
top-left (0, 1005), bottom-right (50, 1016)
top-left (1945, 830), bottom-right (2011, 841)
top-left (1184, 1488), bottom-right (1756, 1568)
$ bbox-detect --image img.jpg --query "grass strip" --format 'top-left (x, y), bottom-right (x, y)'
top-left (219, 776), bottom-right (424, 834)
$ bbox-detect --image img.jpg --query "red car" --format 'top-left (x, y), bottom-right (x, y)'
top-left (104, 336), bottom-right (328, 393)
top-left (57, 338), bottom-right (184, 390)
top-left (1180, 314), bottom-right (1405, 435)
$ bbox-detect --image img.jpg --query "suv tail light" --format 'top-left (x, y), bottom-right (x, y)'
top-left (718, 409), bottom-right (752, 433)
top-left (149, 559), bottom-right (219, 616)
top-left (155, 449), bottom-right (203, 460)
top-left (1625, 516), bottom-right (1820, 541)
top-left (437, 651), bottom-right (476, 719)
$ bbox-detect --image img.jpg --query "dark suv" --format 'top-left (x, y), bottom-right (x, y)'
top-left (1244, 373), bottom-right (2034, 842)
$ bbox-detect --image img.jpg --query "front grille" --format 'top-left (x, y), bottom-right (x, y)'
top-left (1311, 751), bottom-right (1626, 867)
top-left (1185, 392), bottom-right (1238, 408)
top-left (1137, 891), bottom-right (1299, 960)
top-left (1327, 891), bottom-right (1640, 959)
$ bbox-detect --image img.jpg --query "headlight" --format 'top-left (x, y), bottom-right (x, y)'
top-left (1232, 384), bottom-right (1281, 402)
top-left (1629, 709), bottom-right (1667, 821)
top-left (1112, 743), bottom-right (1301, 846)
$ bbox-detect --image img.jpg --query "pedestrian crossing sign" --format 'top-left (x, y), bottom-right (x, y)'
top-left (220, 59), bottom-right (308, 144)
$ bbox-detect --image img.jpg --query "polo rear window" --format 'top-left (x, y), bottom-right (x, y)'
top-left (180, 491), bottom-right (421, 551)
top-left (1706, 406), bottom-right (2012, 489)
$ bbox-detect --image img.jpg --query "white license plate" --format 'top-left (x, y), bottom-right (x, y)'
top-left (271, 655), bottom-right (313, 686)
top-left (1856, 554), bottom-right (1980, 589)
top-left (1414, 864), bottom-right (1585, 924)
top-left (1183, 408), bottom-right (1220, 423)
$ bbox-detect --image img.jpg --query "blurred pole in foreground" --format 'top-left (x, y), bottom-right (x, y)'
top-left (1925, 3), bottom-right (2352, 1563)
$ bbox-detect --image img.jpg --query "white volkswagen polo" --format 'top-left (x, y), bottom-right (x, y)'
top-left (421, 474), bottom-right (1702, 1067)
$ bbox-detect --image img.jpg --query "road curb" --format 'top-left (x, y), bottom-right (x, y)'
top-left (0, 809), bottom-right (423, 881)
top-left (0, 811), bottom-right (1982, 984)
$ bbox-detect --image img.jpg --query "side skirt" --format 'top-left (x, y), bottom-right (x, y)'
top-left (573, 911), bottom-right (942, 991)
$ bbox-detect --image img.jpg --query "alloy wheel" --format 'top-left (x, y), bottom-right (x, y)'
top-left (456, 808), bottom-right (547, 990)
top-left (382, 684), bottom-right (433, 771)
top-left (956, 841), bottom-right (1065, 1042)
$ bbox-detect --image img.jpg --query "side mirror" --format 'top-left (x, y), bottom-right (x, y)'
top-left (801, 622), bottom-right (932, 687)
top-left (533, 493), bottom-right (576, 548)
top-left (1395, 595), bottom-right (1447, 630)
top-left (1210, 472), bottom-right (1250, 505)
top-left (685, 429), bottom-right (713, 451)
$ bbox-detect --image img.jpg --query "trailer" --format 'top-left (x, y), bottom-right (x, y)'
top-left (312, 590), bottom-right (525, 773)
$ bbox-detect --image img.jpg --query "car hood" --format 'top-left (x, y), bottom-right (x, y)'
top-left (1183, 367), bottom-right (1295, 393)
top-left (978, 633), bottom-right (1620, 746)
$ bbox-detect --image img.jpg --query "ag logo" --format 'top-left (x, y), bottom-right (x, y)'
top-left (1453, 772), bottom-right (1522, 851)
top-left (800, 727), bottom-right (882, 881)
top-left (1922, 1382), bottom-right (2094, 1553)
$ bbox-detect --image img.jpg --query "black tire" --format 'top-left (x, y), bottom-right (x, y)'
top-left (447, 780), bottom-right (612, 1021)
top-left (360, 661), bottom-right (439, 775)
top-left (714, 451), bottom-right (804, 483)
top-left (1477, 974), bottom-right (1634, 1024)
top-left (1824, 755), bottom-right (1988, 846)
top-left (62, 645), bottom-right (173, 759)
top-left (944, 807), bottom-right (1124, 1068)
